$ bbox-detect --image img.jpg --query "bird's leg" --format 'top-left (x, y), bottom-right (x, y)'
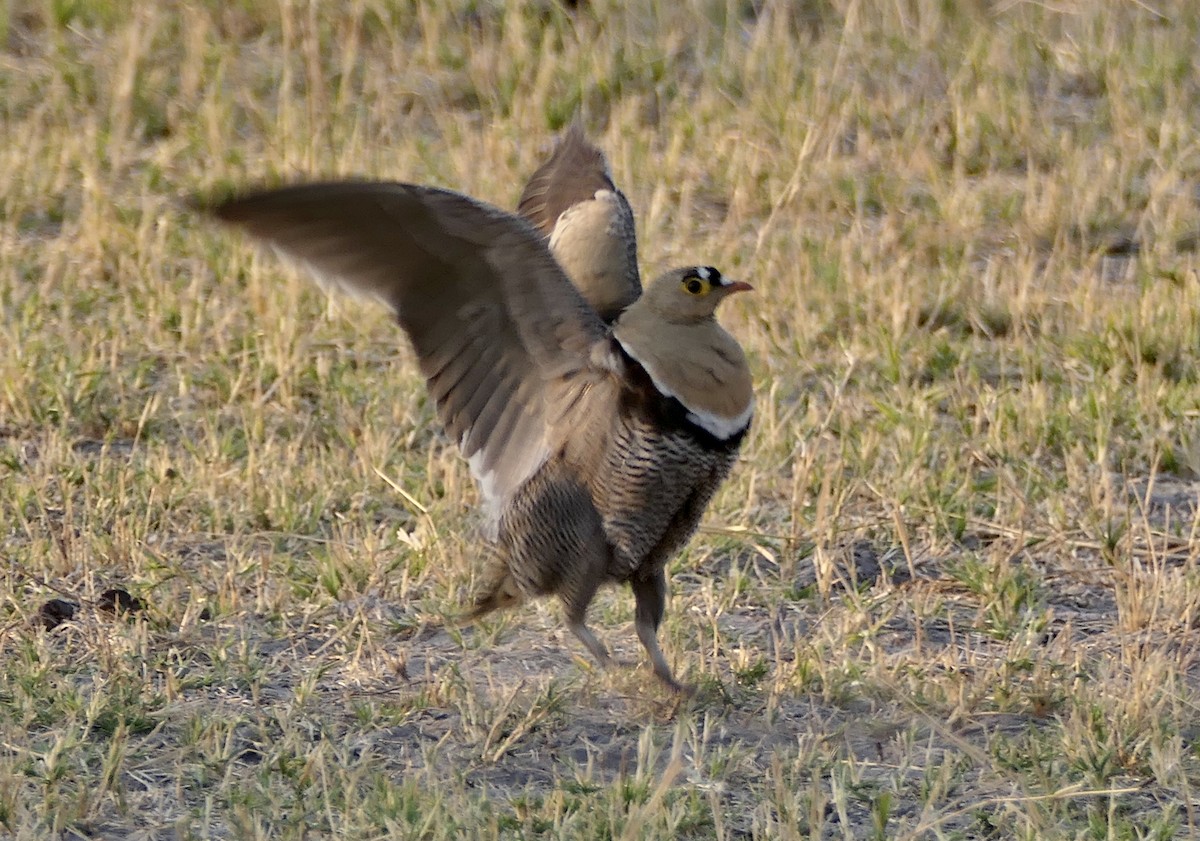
top-left (567, 615), bottom-right (613, 667)
top-left (561, 564), bottom-right (613, 667)
top-left (631, 569), bottom-right (686, 693)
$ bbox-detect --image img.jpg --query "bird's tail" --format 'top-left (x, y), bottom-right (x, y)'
top-left (457, 573), bottom-right (523, 626)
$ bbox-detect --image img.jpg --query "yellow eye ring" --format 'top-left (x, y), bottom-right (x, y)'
top-left (684, 278), bottom-right (705, 295)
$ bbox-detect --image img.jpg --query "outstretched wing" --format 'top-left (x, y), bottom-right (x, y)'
top-left (206, 181), bottom-right (618, 513)
top-left (517, 123), bottom-right (641, 321)
top-left (518, 122), bottom-right (620, 237)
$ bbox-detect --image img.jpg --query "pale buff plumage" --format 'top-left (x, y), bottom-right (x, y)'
top-left (202, 180), bottom-right (752, 692)
top-left (517, 122), bottom-right (641, 323)
top-left (614, 267), bottom-right (754, 440)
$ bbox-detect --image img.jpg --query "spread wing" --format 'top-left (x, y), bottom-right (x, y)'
top-left (204, 181), bottom-right (617, 513)
top-left (517, 123), bottom-right (642, 321)
top-left (518, 122), bottom-right (621, 237)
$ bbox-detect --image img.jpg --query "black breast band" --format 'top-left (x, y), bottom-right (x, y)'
top-left (614, 343), bottom-right (748, 453)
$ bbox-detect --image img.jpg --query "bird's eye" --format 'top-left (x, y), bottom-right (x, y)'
top-left (685, 278), bottom-right (705, 295)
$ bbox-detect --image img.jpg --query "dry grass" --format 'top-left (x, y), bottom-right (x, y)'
top-left (3, 0), bottom-right (1200, 837)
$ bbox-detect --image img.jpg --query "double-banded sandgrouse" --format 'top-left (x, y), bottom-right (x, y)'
top-left (201, 132), bottom-right (752, 691)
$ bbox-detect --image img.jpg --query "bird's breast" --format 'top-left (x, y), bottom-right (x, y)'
top-left (613, 341), bottom-right (750, 453)
top-left (611, 330), bottom-right (753, 448)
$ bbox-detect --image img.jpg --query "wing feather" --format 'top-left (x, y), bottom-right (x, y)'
top-left (517, 122), bottom-right (616, 236)
top-left (207, 181), bottom-right (617, 510)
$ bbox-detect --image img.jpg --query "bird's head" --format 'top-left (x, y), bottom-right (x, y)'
top-left (641, 266), bottom-right (753, 323)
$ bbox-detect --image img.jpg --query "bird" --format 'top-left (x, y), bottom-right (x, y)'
top-left (201, 179), bottom-right (753, 692)
top-left (517, 122), bottom-right (641, 323)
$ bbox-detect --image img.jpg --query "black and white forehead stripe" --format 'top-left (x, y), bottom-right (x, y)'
top-left (689, 266), bottom-right (725, 283)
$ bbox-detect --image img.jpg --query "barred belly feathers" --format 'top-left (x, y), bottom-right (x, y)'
top-left (200, 126), bottom-right (753, 692)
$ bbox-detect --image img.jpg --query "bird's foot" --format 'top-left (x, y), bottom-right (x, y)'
top-left (652, 666), bottom-right (696, 697)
